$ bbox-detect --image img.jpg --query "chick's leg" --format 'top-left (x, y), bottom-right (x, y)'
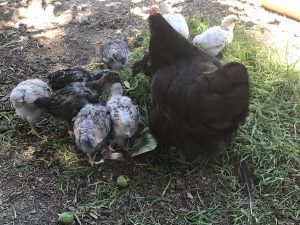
top-left (86, 152), bottom-right (104, 166)
top-left (93, 151), bottom-right (105, 165)
top-left (109, 137), bottom-right (127, 152)
top-left (102, 147), bottom-right (124, 161)
top-left (108, 138), bottom-right (117, 152)
top-left (28, 122), bottom-right (43, 139)
top-left (66, 121), bottom-right (74, 137)
top-left (86, 153), bottom-right (95, 166)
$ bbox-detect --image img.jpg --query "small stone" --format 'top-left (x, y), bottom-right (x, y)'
top-left (89, 211), bottom-right (98, 219)
top-left (187, 192), bottom-right (193, 199)
top-left (30, 209), bottom-right (37, 214)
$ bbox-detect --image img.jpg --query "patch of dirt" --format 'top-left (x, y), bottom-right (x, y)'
top-left (1, 0), bottom-right (299, 224)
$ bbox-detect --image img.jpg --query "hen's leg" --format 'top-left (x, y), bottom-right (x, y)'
top-left (66, 121), bottom-right (74, 137)
top-left (28, 123), bottom-right (43, 139)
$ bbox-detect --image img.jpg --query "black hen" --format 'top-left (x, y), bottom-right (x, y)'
top-left (48, 67), bottom-right (93, 91)
top-left (146, 7), bottom-right (250, 159)
top-left (132, 51), bottom-right (153, 77)
top-left (34, 72), bottom-right (120, 136)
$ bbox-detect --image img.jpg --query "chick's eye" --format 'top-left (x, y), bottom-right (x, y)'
top-left (113, 53), bottom-right (118, 60)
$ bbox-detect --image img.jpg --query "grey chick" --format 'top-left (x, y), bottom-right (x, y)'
top-left (10, 79), bottom-right (51, 138)
top-left (34, 71), bottom-right (120, 136)
top-left (73, 104), bottom-right (111, 166)
top-left (106, 83), bottom-right (139, 150)
top-left (100, 39), bottom-right (128, 69)
top-left (48, 66), bottom-right (93, 91)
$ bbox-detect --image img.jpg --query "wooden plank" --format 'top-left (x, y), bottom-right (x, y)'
top-left (261, 0), bottom-right (300, 21)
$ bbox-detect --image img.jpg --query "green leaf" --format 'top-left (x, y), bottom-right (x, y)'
top-left (123, 80), bottom-right (131, 89)
top-left (130, 128), bottom-right (157, 157)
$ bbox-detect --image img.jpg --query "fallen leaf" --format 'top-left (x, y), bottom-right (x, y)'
top-left (123, 80), bottom-right (131, 89)
top-left (130, 128), bottom-right (158, 157)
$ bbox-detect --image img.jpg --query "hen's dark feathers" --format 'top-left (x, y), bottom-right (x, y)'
top-left (132, 52), bottom-right (153, 77)
top-left (148, 13), bottom-right (221, 74)
top-left (48, 67), bottom-right (93, 91)
top-left (147, 12), bottom-right (250, 158)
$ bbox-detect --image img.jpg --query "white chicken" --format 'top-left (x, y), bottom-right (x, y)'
top-left (158, 2), bottom-right (189, 39)
top-left (9, 79), bottom-right (51, 138)
top-left (106, 83), bottom-right (139, 150)
top-left (72, 104), bottom-right (111, 166)
top-left (192, 14), bottom-right (239, 56)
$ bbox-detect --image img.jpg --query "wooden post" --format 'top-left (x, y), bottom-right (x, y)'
top-left (261, 0), bottom-right (300, 21)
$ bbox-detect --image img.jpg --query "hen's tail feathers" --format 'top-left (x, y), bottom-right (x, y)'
top-left (235, 156), bottom-right (256, 202)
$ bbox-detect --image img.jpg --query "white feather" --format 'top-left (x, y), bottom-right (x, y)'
top-left (193, 15), bottom-right (238, 56)
top-left (159, 2), bottom-right (189, 39)
top-left (9, 79), bottom-right (51, 124)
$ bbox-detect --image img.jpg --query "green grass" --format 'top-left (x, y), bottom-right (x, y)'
top-left (76, 181), bottom-right (117, 214)
top-left (0, 14), bottom-right (299, 225)
top-left (189, 16), bottom-right (299, 224)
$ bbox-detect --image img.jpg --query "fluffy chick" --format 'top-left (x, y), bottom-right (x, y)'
top-left (73, 104), bottom-right (111, 166)
top-left (34, 72), bottom-right (120, 136)
top-left (10, 79), bottom-right (51, 138)
top-left (100, 39), bottom-right (128, 69)
top-left (192, 14), bottom-right (239, 56)
top-left (93, 69), bottom-right (114, 81)
top-left (48, 66), bottom-right (93, 91)
top-left (159, 2), bottom-right (189, 39)
top-left (106, 83), bottom-right (139, 150)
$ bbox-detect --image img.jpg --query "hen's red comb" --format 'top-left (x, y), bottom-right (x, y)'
top-left (149, 6), bottom-right (159, 16)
